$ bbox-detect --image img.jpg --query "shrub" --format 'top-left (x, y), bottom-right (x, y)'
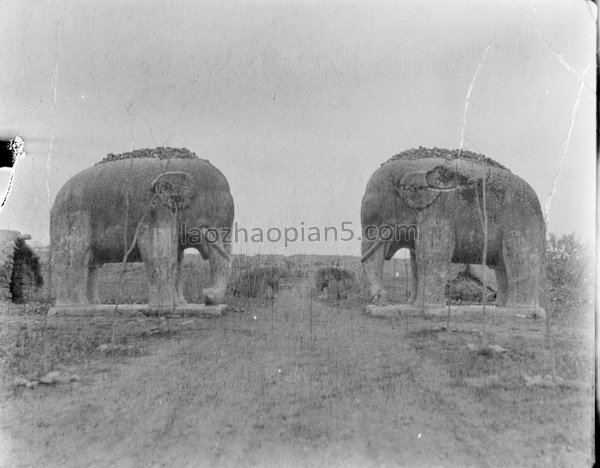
top-left (315, 266), bottom-right (357, 300)
top-left (229, 265), bottom-right (287, 298)
top-left (445, 267), bottom-right (496, 305)
top-left (542, 233), bottom-right (593, 315)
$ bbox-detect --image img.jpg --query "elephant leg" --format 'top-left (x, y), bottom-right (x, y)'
top-left (494, 265), bottom-right (508, 306)
top-left (501, 229), bottom-right (545, 314)
top-left (51, 213), bottom-right (91, 306)
top-left (87, 262), bottom-right (101, 304)
top-left (201, 240), bottom-right (231, 305)
top-left (361, 239), bottom-right (386, 304)
top-left (175, 248), bottom-right (187, 305)
top-left (414, 219), bottom-right (454, 310)
top-left (197, 243), bottom-right (209, 260)
top-left (138, 218), bottom-right (178, 308)
top-left (408, 248), bottom-right (418, 304)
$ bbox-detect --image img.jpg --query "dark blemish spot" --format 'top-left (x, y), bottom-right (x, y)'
top-left (0, 136), bottom-right (24, 206)
top-left (0, 140), bottom-right (14, 168)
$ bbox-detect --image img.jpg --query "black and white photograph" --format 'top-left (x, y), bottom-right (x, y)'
top-left (0, 1), bottom-right (596, 466)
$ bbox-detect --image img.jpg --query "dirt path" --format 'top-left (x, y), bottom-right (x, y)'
top-left (0, 283), bottom-right (593, 467)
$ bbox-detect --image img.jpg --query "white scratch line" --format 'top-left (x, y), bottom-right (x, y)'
top-left (459, 44), bottom-right (491, 151)
top-left (47, 19), bottom-right (62, 209)
top-left (1, 171), bottom-right (15, 207)
top-left (543, 60), bottom-right (592, 224)
top-left (514, 1), bottom-right (593, 91)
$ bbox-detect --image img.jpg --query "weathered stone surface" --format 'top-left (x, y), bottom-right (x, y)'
top-left (365, 304), bottom-right (403, 319)
top-left (50, 147), bottom-right (234, 311)
top-left (361, 147), bottom-right (546, 319)
top-left (48, 303), bottom-right (228, 318)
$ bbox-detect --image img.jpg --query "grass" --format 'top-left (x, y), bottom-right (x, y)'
top-left (0, 273), bottom-right (594, 467)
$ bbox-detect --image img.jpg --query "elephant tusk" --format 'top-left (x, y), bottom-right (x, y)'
top-left (361, 238), bottom-right (383, 263)
top-left (396, 184), bottom-right (458, 193)
top-left (429, 187), bottom-right (459, 192)
top-left (150, 171), bottom-right (192, 189)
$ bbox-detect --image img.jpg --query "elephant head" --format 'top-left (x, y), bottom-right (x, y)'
top-left (150, 171), bottom-right (197, 211)
top-left (397, 165), bottom-right (469, 210)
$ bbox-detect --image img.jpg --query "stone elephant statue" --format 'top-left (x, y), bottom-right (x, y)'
top-left (360, 147), bottom-right (546, 316)
top-left (50, 147), bottom-right (234, 308)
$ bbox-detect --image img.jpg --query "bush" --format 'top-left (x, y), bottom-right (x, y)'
top-left (445, 268), bottom-right (496, 304)
top-left (229, 265), bottom-right (287, 298)
top-left (314, 267), bottom-right (357, 300)
top-left (542, 233), bottom-right (593, 314)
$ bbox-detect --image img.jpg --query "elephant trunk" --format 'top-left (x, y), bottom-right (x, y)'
top-left (361, 238), bottom-right (386, 304)
top-left (202, 240), bottom-right (232, 305)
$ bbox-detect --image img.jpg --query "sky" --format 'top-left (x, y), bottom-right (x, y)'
top-left (0, 0), bottom-right (596, 256)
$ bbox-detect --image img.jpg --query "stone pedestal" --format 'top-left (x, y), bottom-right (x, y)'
top-left (365, 304), bottom-right (546, 319)
top-left (48, 303), bottom-right (228, 318)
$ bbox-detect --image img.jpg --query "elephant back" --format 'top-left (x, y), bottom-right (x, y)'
top-left (368, 147), bottom-right (510, 190)
top-left (364, 146), bottom-right (543, 200)
top-left (51, 148), bottom-right (233, 231)
top-left (361, 146), bottom-right (544, 230)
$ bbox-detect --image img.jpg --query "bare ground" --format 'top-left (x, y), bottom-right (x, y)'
top-left (0, 281), bottom-right (594, 467)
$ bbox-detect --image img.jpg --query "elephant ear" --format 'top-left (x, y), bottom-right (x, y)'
top-left (425, 165), bottom-right (462, 190)
top-left (151, 171), bottom-right (197, 210)
top-left (398, 171), bottom-right (441, 210)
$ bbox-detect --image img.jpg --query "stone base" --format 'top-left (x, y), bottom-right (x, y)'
top-left (48, 303), bottom-right (228, 318)
top-left (365, 304), bottom-right (405, 319)
top-left (365, 304), bottom-right (546, 320)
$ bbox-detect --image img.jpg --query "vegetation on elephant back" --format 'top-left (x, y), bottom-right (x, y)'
top-left (384, 146), bottom-right (509, 171)
top-left (50, 147), bottom-right (234, 307)
top-left (541, 233), bottom-right (593, 318)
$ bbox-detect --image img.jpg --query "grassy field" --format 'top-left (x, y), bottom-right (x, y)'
top-left (0, 274), bottom-right (594, 467)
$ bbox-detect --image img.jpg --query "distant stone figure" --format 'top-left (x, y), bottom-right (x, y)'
top-left (50, 147), bottom-right (234, 308)
top-left (361, 147), bottom-right (546, 317)
top-left (315, 266), bottom-right (356, 300)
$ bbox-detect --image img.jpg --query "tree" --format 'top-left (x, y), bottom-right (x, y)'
top-left (543, 233), bottom-right (592, 314)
